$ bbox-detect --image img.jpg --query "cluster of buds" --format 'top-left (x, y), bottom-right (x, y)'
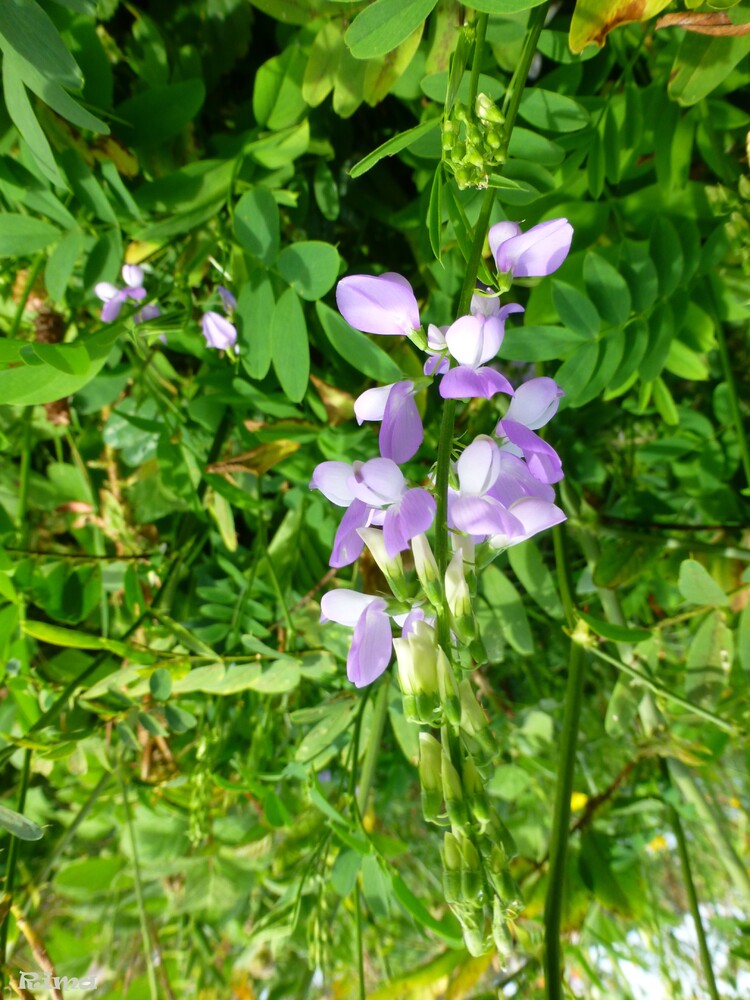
top-left (311, 217), bottom-right (573, 953)
top-left (443, 94), bottom-right (506, 190)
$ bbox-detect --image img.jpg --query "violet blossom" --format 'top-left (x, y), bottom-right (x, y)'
top-left (438, 308), bottom-right (520, 400)
top-left (354, 381), bottom-right (423, 463)
top-left (336, 273), bottom-right (420, 336)
top-left (95, 265), bottom-right (147, 322)
top-left (489, 218), bottom-right (573, 279)
top-left (201, 285), bottom-right (238, 354)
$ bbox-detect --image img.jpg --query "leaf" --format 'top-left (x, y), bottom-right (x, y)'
top-left (303, 21), bottom-right (343, 107)
top-left (391, 873), bottom-right (464, 946)
top-left (0, 0), bottom-right (82, 89)
top-left (349, 117), bottom-right (440, 179)
top-left (361, 854), bottom-right (391, 916)
top-left (344, 0), bottom-right (438, 60)
top-left (277, 241), bottom-right (340, 300)
top-left (45, 228), bottom-right (84, 303)
top-left (657, 12), bottom-right (750, 35)
top-left (501, 324), bottom-right (591, 362)
top-left (30, 342), bottom-right (89, 376)
top-left (238, 272), bottom-right (275, 381)
top-left (2, 60), bottom-right (64, 186)
top-left (738, 602), bottom-right (750, 675)
top-left (164, 704), bottom-right (198, 733)
top-left (315, 301), bottom-right (404, 382)
top-left (253, 46), bottom-right (307, 130)
top-left (5, 48), bottom-right (107, 134)
top-left (331, 850), bottom-right (361, 896)
top-left (271, 288), bottom-right (309, 403)
top-left (113, 80), bottom-right (206, 147)
top-left (569, 0), bottom-right (673, 53)
top-left (248, 659), bottom-right (301, 694)
top-left (685, 609), bottom-right (732, 707)
top-left (518, 89), bottom-right (589, 132)
top-left (583, 253), bottom-right (632, 326)
top-left (508, 541), bottom-right (564, 620)
top-left (0, 214), bottom-right (60, 257)
top-left (296, 699), bottom-right (358, 762)
top-left (149, 667), bottom-right (173, 701)
top-left (234, 188), bottom-right (280, 264)
top-left (427, 163), bottom-right (443, 260)
top-left (678, 559), bottom-right (728, 606)
top-left (464, 0), bottom-right (547, 11)
top-left (481, 566), bottom-right (533, 655)
top-left (552, 281), bottom-right (600, 338)
top-left (579, 611), bottom-right (651, 643)
top-left (668, 30), bottom-right (750, 105)
top-left (0, 804), bottom-right (44, 842)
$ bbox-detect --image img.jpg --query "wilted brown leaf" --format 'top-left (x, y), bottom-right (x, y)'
top-left (570, 0), bottom-right (672, 53)
top-left (207, 440), bottom-right (300, 477)
top-left (656, 12), bottom-right (750, 36)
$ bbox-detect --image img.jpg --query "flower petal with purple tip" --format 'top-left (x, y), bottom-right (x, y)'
top-left (498, 419), bottom-right (564, 484)
top-left (504, 377), bottom-right (564, 429)
top-left (349, 457), bottom-right (406, 507)
top-left (347, 599), bottom-right (393, 687)
top-left (439, 365), bottom-right (514, 401)
top-left (493, 218), bottom-right (573, 278)
top-left (321, 589), bottom-right (381, 627)
top-left (456, 435), bottom-right (501, 496)
top-left (121, 264), bottom-right (145, 288)
top-left (445, 314), bottom-right (504, 368)
top-left (488, 497), bottom-right (566, 550)
top-left (330, 499), bottom-right (370, 568)
top-left (451, 495), bottom-right (523, 538)
top-left (380, 382), bottom-right (423, 463)
top-left (218, 285), bottom-right (237, 312)
top-left (95, 282), bottom-right (120, 303)
top-left (488, 221), bottom-right (522, 261)
top-left (310, 461), bottom-right (355, 507)
top-left (487, 452), bottom-right (555, 506)
top-left (201, 311), bottom-right (238, 352)
top-left (101, 296), bottom-right (125, 322)
top-left (336, 272), bottom-right (420, 336)
top-left (383, 488), bottom-right (436, 558)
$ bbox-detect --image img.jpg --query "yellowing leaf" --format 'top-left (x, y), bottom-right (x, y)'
top-left (569, 0), bottom-right (673, 53)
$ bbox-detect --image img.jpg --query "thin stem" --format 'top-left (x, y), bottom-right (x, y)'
top-left (711, 296), bottom-right (750, 491)
top-left (118, 764), bottom-right (159, 1000)
top-left (661, 762), bottom-right (720, 1000)
top-left (10, 255), bottom-right (45, 337)
top-left (467, 13), bottom-right (488, 113)
top-left (543, 641), bottom-right (586, 1000)
top-left (356, 680), bottom-right (389, 816)
top-left (355, 879), bottom-right (366, 1000)
top-left (0, 749), bottom-right (33, 976)
top-left (499, 3), bottom-right (550, 160)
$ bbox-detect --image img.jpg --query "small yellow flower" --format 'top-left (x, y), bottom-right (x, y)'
top-left (570, 791), bottom-right (588, 812)
top-left (647, 834), bottom-right (668, 854)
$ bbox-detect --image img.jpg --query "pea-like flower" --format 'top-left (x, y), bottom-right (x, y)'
top-left (201, 285), bottom-right (238, 354)
top-left (489, 218), bottom-right (573, 279)
top-left (95, 265), bottom-right (147, 322)
top-left (439, 307), bottom-right (521, 400)
top-left (320, 589), bottom-right (393, 687)
top-left (354, 381), bottom-right (423, 463)
top-left (336, 272), bottom-right (420, 336)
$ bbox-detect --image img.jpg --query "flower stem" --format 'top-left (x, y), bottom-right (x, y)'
top-left (0, 749), bottom-right (32, 978)
top-left (710, 286), bottom-right (750, 491)
top-left (661, 761), bottom-right (721, 1000)
top-left (467, 13), bottom-right (488, 113)
top-left (500, 3), bottom-right (550, 161)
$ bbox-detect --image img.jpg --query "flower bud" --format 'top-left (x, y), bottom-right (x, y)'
top-left (475, 93), bottom-right (505, 125)
top-left (411, 533), bottom-right (442, 608)
top-left (459, 678), bottom-right (496, 757)
top-left (393, 620), bottom-right (440, 724)
top-left (442, 831), bottom-right (462, 903)
top-left (357, 527), bottom-right (409, 601)
top-left (462, 755), bottom-right (491, 823)
top-left (492, 896), bottom-right (513, 960)
top-left (446, 551), bottom-right (476, 643)
top-left (436, 646), bottom-right (461, 726)
top-left (442, 748), bottom-right (469, 831)
top-left (418, 732), bottom-right (443, 824)
top-left (460, 835), bottom-right (484, 903)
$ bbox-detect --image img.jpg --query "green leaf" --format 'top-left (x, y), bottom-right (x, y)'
top-left (315, 301), bottom-right (404, 382)
top-left (552, 281), bottom-right (600, 338)
top-left (579, 611), bottom-right (651, 644)
top-left (2, 60), bottom-right (64, 187)
top-left (303, 21), bottom-right (343, 108)
top-left (277, 241), bottom-right (340, 301)
top-left (678, 559), bottom-right (728, 606)
top-left (518, 89), bottom-right (590, 132)
top-left (738, 602), bottom-right (750, 675)
top-left (650, 218), bottom-right (683, 298)
top-left (59, 149), bottom-right (117, 223)
top-left (313, 161), bottom-right (340, 220)
top-left (296, 700), bottom-right (358, 763)
top-left (685, 609), bottom-right (732, 707)
top-left (349, 117), bottom-right (440, 179)
top-left (664, 340), bottom-right (708, 381)
top-left (271, 287), bottom-right (309, 403)
top-left (0, 803), bottom-right (44, 842)
top-left (345, 0), bottom-right (438, 60)
top-left (464, 0), bottom-right (546, 10)
top-left (114, 80), bottom-right (206, 148)
top-left (45, 228), bottom-right (84, 303)
top-left (149, 667), bottom-right (173, 702)
top-left (583, 253), bottom-right (632, 327)
top-left (482, 566), bottom-right (533, 655)
top-left (248, 659), bottom-right (301, 694)
top-left (391, 873), bottom-right (464, 946)
top-left (30, 342), bottom-right (89, 376)
top-left (501, 324), bottom-right (591, 362)
top-left (164, 704), bottom-right (198, 733)
top-left (554, 339), bottom-right (599, 402)
top-left (508, 540), bottom-right (564, 619)
top-left (253, 46), bottom-right (307, 130)
top-left (5, 48), bottom-right (107, 134)
top-left (361, 854), bottom-right (391, 916)
top-left (234, 187), bottom-right (280, 264)
top-left (605, 677), bottom-right (641, 738)
top-left (427, 163), bottom-right (443, 260)
top-left (238, 272), bottom-right (275, 380)
top-left (0, 0), bottom-right (82, 89)
top-left (331, 850), bottom-right (361, 896)
top-left (669, 31), bottom-right (750, 107)
top-left (0, 214), bottom-right (60, 257)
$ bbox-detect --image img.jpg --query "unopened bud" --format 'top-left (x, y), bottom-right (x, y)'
top-left (418, 732), bottom-right (443, 824)
top-left (460, 835), bottom-right (484, 903)
top-left (446, 551), bottom-right (476, 643)
top-left (475, 93), bottom-right (505, 125)
top-left (393, 620), bottom-right (440, 725)
top-left (492, 896), bottom-right (513, 960)
top-left (442, 831), bottom-right (462, 902)
top-left (357, 527), bottom-right (408, 601)
top-left (459, 678), bottom-right (496, 756)
top-left (411, 533), bottom-right (442, 608)
top-left (463, 755), bottom-right (491, 823)
top-left (442, 748), bottom-right (469, 830)
top-left (436, 647), bottom-right (461, 726)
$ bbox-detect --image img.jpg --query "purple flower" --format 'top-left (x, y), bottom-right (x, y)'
top-left (486, 452), bottom-right (555, 506)
top-left (448, 436), bottom-right (525, 540)
top-left (489, 218), bottom-right (573, 279)
top-left (354, 381), bottom-right (423, 463)
top-left (504, 377), bottom-right (564, 430)
top-left (424, 324), bottom-right (450, 376)
top-left (336, 273), bottom-right (420, 336)
top-left (311, 457), bottom-right (436, 564)
top-left (439, 310), bottom-right (519, 401)
top-left (134, 304), bottom-right (161, 325)
top-left (321, 590), bottom-right (393, 687)
top-left (95, 265), bottom-right (147, 322)
top-left (218, 285), bottom-right (237, 313)
top-left (201, 311), bottom-right (239, 353)
top-left (487, 496), bottom-right (566, 551)
top-left (495, 418), bottom-right (564, 484)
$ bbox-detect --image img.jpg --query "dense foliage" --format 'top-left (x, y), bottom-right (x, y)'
top-left (1, 0), bottom-right (750, 997)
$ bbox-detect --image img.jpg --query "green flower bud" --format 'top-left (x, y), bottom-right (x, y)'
top-left (492, 896), bottom-right (513, 960)
top-left (460, 835), bottom-right (484, 903)
top-left (418, 732), bottom-right (443, 824)
top-left (463, 755), bottom-right (491, 824)
top-left (441, 749), bottom-right (469, 831)
top-left (411, 533), bottom-right (442, 608)
top-left (446, 551), bottom-right (476, 643)
top-left (394, 620), bottom-right (440, 725)
top-left (357, 527), bottom-right (409, 601)
top-left (436, 647), bottom-right (461, 726)
top-left (442, 831), bottom-right (462, 903)
top-left (459, 678), bottom-right (496, 756)
top-left (475, 92), bottom-right (505, 125)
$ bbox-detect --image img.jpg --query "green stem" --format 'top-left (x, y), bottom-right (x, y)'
top-left (661, 762), bottom-right (720, 1000)
top-left (711, 287), bottom-right (750, 491)
top-left (0, 749), bottom-right (33, 976)
top-left (10, 255), bottom-right (45, 338)
top-left (355, 879), bottom-right (366, 1000)
top-left (467, 13), bottom-right (488, 112)
top-left (500, 3), bottom-right (550, 160)
top-left (118, 764), bottom-right (159, 1000)
top-left (356, 679), bottom-right (389, 817)
top-left (543, 641), bottom-right (586, 1000)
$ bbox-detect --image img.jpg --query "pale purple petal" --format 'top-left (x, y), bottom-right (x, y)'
top-left (134, 304), bottom-right (161, 324)
top-left (427, 323), bottom-right (447, 351)
top-left (347, 601), bottom-right (393, 687)
top-left (330, 499), bottom-right (370, 568)
top-left (380, 383), bottom-right (422, 464)
top-left (201, 311), bottom-right (238, 351)
top-left (504, 377), bottom-right (565, 430)
top-left (310, 461), bottom-right (355, 507)
top-left (470, 291), bottom-right (501, 318)
top-left (439, 366), bottom-right (514, 400)
top-left (488, 221), bottom-right (522, 262)
top-left (487, 452), bottom-right (555, 505)
top-left (383, 488), bottom-right (436, 558)
top-left (349, 458), bottom-right (406, 507)
top-left (121, 264), bottom-right (144, 288)
top-left (445, 315), bottom-right (503, 368)
top-left (451, 495), bottom-right (524, 538)
top-left (398, 608), bottom-right (426, 635)
top-left (494, 219), bottom-right (573, 278)
top-left (122, 287), bottom-right (147, 302)
top-left (354, 384), bottom-right (393, 424)
top-left (95, 281), bottom-right (119, 303)
top-left (507, 497), bottom-right (566, 542)
top-left (218, 285), bottom-right (237, 312)
top-left (101, 295), bottom-right (125, 322)
top-left (498, 302), bottom-right (525, 322)
top-left (498, 419), bottom-right (564, 484)
top-left (456, 435), bottom-right (501, 496)
top-left (336, 273), bottom-right (420, 336)
top-left (424, 354), bottom-right (449, 376)
top-left (321, 589), bottom-right (382, 627)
